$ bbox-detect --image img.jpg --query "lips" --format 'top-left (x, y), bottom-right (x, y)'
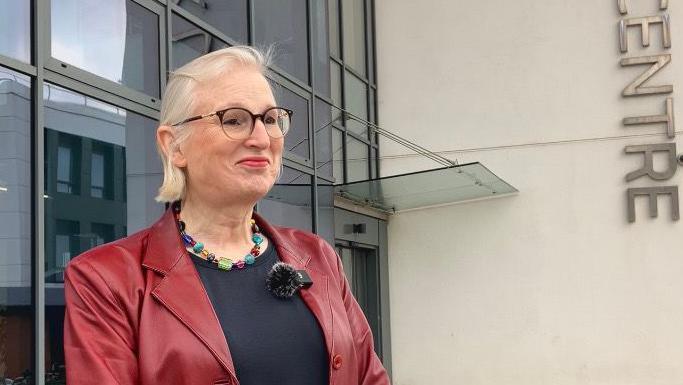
top-left (237, 157), bottom-right (270, 168)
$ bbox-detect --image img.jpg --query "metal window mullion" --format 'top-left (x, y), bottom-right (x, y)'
top-left (33, 0), bottom-right (48, 383)
top-left (247, 0), bottom-right (255, 45)
top-left (306, 0), bottom-right (319, 233)
top-left (159, 2), bottom-right (168, 97)
top-left (337, 0), bottom-right (344, 63)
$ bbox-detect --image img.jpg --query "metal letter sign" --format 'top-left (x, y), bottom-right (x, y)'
top-left (622, 97), bottom-right (675, 138)
top-left (627, 186), bottom-right (680, 222)
top-left (619, 15), bottom-right (671, 52)
top-left (618, 0), bottom-right (669, 14)
top-left (620, 54), bottom-right (673, 96)
top-left (618, 2), bottom-right (680, 222)
top-left (624, 143), bottom-right (678, 181)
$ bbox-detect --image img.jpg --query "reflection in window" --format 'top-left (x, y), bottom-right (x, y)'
top-left (43, 82), bottom-right (164, 379)
top-left (330, 61), bottom-right (342, 107)
top-left (312, 0), bottom-right (331, 97)
top-left (0, 0), bottom-right (30, 62)
top-left (53, 220), bottom-right (80, 283)
top-left (317, 179), bottom-right (335, 245)
top-left (314, 99), bottom-right (333, 178)
top-left (276, 85), bottom-right (310, 160)
top-left (171, 13), bottom-right (228, 70)
top-left (51, 0), bottom-right (160, 97)
top-left (333, 129), bottom-right (344, 183)
top-left (57, 145), bottom-right (74, 193)
top-left (342, 0), bottom-right (366, 76)
top-left (344, 72), bottom-right (368, 137)
top-left (174, 0), bottom-right (248, 44)
top-left (328, 0), bottom-right (340, 58)
top-left (91, 151), bottom-right (105, 198)
top-left (91, 222), bottom-right (115, 247)
top-left (0, 67), bottom-right (32, 382)
top-left (347, 137), bottom-right (369, 182)
top-left (254, 0), bottom-right (309, 83)
top-left (259, 167), bottom-right (313, 231)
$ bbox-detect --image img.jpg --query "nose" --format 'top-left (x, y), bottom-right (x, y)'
top-left (243, 117), bottom-right (271, 149)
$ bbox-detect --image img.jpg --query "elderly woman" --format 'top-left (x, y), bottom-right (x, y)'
top-left (63, 46), bottom-right (390, 385)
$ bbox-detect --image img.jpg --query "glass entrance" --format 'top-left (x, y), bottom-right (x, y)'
top-left (335, 243), bottom-right (382, 358)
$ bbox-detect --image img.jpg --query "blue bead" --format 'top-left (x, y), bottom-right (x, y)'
top-left (252, 234), bottom-right (263, 245)
top-left (193, 242), bottom-right (204, 253)
top-left (181, 234), bottom-right (193, 245)
top-left (245, 254), bottom-right (256, 265)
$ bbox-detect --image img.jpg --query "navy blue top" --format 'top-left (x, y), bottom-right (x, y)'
top-left (189, 243), bottom-right (329, 385)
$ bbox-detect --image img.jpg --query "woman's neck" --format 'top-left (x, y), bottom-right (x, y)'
top-left (178, 194), bottom-right (261, 256)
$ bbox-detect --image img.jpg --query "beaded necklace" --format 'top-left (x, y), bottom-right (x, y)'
top-left (172, 202), bottom-right (264, 271)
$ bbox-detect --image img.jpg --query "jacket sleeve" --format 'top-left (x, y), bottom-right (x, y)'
top-left (328, 243), bottom-right (391, 385)
top-left (63, 258), bottom-right (138, 385)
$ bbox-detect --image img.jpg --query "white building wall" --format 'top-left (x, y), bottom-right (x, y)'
top-left (376, 1), bottom-right (683, 384)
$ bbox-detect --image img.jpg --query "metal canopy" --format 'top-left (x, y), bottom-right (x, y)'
top-left (334, 162), bottom-right (518, 213)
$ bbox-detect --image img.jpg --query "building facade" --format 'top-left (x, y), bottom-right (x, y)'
top-left (377, 1), bottom-right (683, 384)
top-left (0, 1), bottom-right (390, 384)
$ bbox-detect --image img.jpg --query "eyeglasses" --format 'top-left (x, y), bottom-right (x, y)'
top-left (172, 106), bottom-right (293, 139)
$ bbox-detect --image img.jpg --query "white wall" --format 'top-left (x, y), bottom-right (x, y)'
top-left (376, 1), bottom-right (683, 384)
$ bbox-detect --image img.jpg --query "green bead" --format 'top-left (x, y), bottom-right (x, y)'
top-left (193, 242), bottom-right (204, 253)
top-left (218, 258), bottom-right (233, 270)
top-left (245, 254), bottom-right (256, 265)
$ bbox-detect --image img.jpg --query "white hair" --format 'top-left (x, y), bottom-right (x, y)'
top-left (155, 45), bottom-right (275, 203)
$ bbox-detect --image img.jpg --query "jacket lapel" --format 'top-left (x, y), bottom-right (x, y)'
top-left (140, 209), bottom-right (335, 379)
top-left (142, 209), bottom-right (237, 380)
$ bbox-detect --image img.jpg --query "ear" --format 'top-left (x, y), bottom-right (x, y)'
top-left (157, 125), bottom-right (188, 168)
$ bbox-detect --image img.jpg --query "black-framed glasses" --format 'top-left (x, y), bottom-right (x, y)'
top-left (172, 106), bottom-right (293, 139)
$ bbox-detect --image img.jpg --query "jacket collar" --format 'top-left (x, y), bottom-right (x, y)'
top-left (140, 208), bottom-right (329, 382)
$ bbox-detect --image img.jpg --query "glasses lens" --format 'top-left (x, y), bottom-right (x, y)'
top-left (220, 108), bottom-right (252, 138)
top-left (264, 108), bottom-right (291, 137)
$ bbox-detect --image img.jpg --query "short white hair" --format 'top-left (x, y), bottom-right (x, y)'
top-left (155, 45), bottom-right (274, 203)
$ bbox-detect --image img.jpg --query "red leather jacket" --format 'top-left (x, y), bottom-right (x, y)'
top-left (64, 208), bottom-right (390, 385)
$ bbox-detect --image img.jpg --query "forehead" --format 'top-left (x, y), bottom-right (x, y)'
top-left (194, 67), bottom-right (275, 112)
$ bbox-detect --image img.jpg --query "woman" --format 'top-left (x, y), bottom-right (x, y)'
top-left (63, 46), bottom-right (390, 385)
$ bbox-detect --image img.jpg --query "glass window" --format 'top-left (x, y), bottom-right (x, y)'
top-left (91, 151), bottom-right (105, 197)
top-left (312, 0), bottom-right (331, 97)
top-left (171, 13), bottom-right (228, 70)
top-left (346, 136), bottom-right (369, 182)
top-left (0, 0), bottom-right (30, 62)
top-left (43, 83), bottom-right (164, 378)
top-left (342, 0), bottom-right (366, 76)
top-left (370, 147), bottom-right (378, 179)
top-left (254, 0), bottom-right (309, 84)
top-left (51, 0), bottom-right (160, 97)
top-left (367, 0), bottom-right (375, 83)
top-left (56, 145), bottom-right (74, 193)
top-left (259, 167), bottom-right (313, 231)
top-left (332, 129), bottom-right (344, 183)
top-left (344, 71), bottom-right (368, 137)
top-left (314, 98), bottom-right (333, 178)
top-left (0, 67), bottom-right (32, 383)
top-left (276, 85), bottom-right (310, 160)
top-left (316, 178), bottom-right (335, 245)
top-left (331, 60), bottom-right (342, 107)
top-left (175, 0), bottom-right (248, 44)
top-left (328, 0), bottom-right (340, 58)
top-left (91, 222), bottom-right (115, 246)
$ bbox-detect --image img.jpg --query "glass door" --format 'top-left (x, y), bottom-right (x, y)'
top-left (335, 243), bottom-right (382, 357)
